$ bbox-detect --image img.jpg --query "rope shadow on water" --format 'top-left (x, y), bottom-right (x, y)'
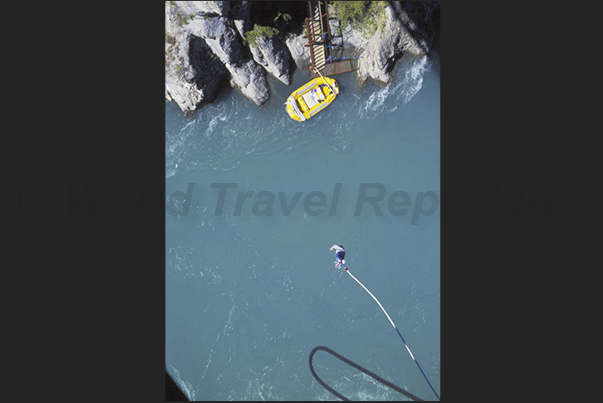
top-left (309, 346), bottom-right (423, 401)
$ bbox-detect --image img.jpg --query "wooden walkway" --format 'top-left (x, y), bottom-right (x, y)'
top-left (311, 60), bottom-right (353, 78)
top-left (304, 1), bottom-right (356, 78)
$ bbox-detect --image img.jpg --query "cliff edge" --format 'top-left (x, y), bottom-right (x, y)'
top-left (165, 1), bottom-right (439, 117)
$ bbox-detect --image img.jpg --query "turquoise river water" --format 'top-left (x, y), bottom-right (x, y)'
top-left (165, 49), bottom-right (440, 400)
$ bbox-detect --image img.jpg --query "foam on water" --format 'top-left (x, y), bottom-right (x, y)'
top-left (165, 118), bottom-right (195, 178)
top-left (397, 55), bottom-right (429, 105)
top-left (166, 97), bottom-right (314, 176)
top-left (165, 54), bottom-right (432, 179)
top-left (168, 364), bottom-right (197, 401)
top-left (359, 55), bottom-right (430, 119)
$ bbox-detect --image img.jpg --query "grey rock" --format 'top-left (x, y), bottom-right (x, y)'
top-left (187, 17), bottom-right (269, 106)
top-left (165, 32), bottom-right (203, 115)
top-left (165, 1), bottom-right (439, 114)
top-left (392, 1), bottom-right (438, 53)
top-left (249, 35), bottom-right (292, 85)
top-left (228, 59), bottom-right (269, 107)
top-left (355, 3), bottom-right (424, 84)
top-left (165, 32), bottom-right (227, 116)
top-left (284, 33), bottom-right (310, 71)
top-left (327, 1), bottom-right (437, 85)
top-left (165, 3), bottom-right (270, 113)
top-left (229, 0), bottom-right (251, 39)
top-left (187, 17), bottom-right (243, 66)
top-left (174, 1), bottom-right (230, 17)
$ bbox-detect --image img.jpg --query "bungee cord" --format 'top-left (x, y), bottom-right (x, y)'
top-left (343, 267), bottom-right (440, 401)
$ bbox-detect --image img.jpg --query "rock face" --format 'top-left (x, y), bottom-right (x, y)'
top-left (249, 35), bottom-right (292, 85)
top-left (284, 33), bottom-right (310, 71)
top-left (229, 0), bottom-right (251, 39)
top-left (175, 1), bottom-right (230, 17)
top-left (355, 4), bottom-right (425, 84)
top-left (186, 17), bottom-right (269, 107)
top-left (165, 1), bottom-right (269, 115)
top-left (331, 1), bottom-right (437, 85)
top-left (165, 30), bottom-right (227, 115)
top-left (392, 1), bottom-right (439, 53)
top-left (165, 1), bottom-right (439, 116)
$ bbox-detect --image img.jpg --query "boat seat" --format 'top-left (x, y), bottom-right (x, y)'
top-left (302, 91), bottom-right (319, 109)
top-left (316, 87), bottom-right (325, 101)
top-left (298, 97), bottom-right (309, 112)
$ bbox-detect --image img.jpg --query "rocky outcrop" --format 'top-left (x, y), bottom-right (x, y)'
top-left (229, 1), bottom-right (251, 42)
top-left (165, 1), bottom-right (439, 116)
top-left (186, 16), bottom-right (269, 107)
top-left (355, 4), bottom-right (425, 84)
top-left (331, 1), bottom-right (437, 85)
top-left (284, 33), bottom-right (310, 71)
top-left (392, 1), bottom-right (439, 54)
top-left (175, 1), bottom-right (230, 17)
top-left (249, 35), bottom-right (292, 85)
top-left (165, 22), bottom-right (227, 115)
top-left (165, 1), bottom-right (268, 115)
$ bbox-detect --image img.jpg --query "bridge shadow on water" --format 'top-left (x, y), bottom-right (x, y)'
top-left (309, 346), bottom-right (425, 401)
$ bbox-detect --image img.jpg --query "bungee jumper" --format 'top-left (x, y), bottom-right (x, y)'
top-left (329, 244), bottom-right (345, 269)
top-left (327, 243), bottom-right (441, 400)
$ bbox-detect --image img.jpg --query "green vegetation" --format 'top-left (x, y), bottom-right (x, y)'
top-left (274, 11), bottom-right (292, 24)
top-left (175, 12), bottom-right (196, 26)
top-left (243, 7), bottom-right (295, 48)
top-left (244, 24), bottom-right (280, 47)
top-left (176, 13), bottom-right (187, 26)
top-left (332, 1), bottom-right (388, 38)
top-left (248, 1), bottom-right (306, 36)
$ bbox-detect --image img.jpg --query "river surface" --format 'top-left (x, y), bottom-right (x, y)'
top-left (165, 48), bottom-right (440, 400)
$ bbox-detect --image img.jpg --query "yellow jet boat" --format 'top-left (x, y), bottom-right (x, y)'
top-left (285, 76), bottom-right (339, 122)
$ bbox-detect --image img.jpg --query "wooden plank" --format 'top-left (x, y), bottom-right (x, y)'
top-left (310, 60), bottom-right (355, 78)
top-left (305, 1), bottom-right (354, 77)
